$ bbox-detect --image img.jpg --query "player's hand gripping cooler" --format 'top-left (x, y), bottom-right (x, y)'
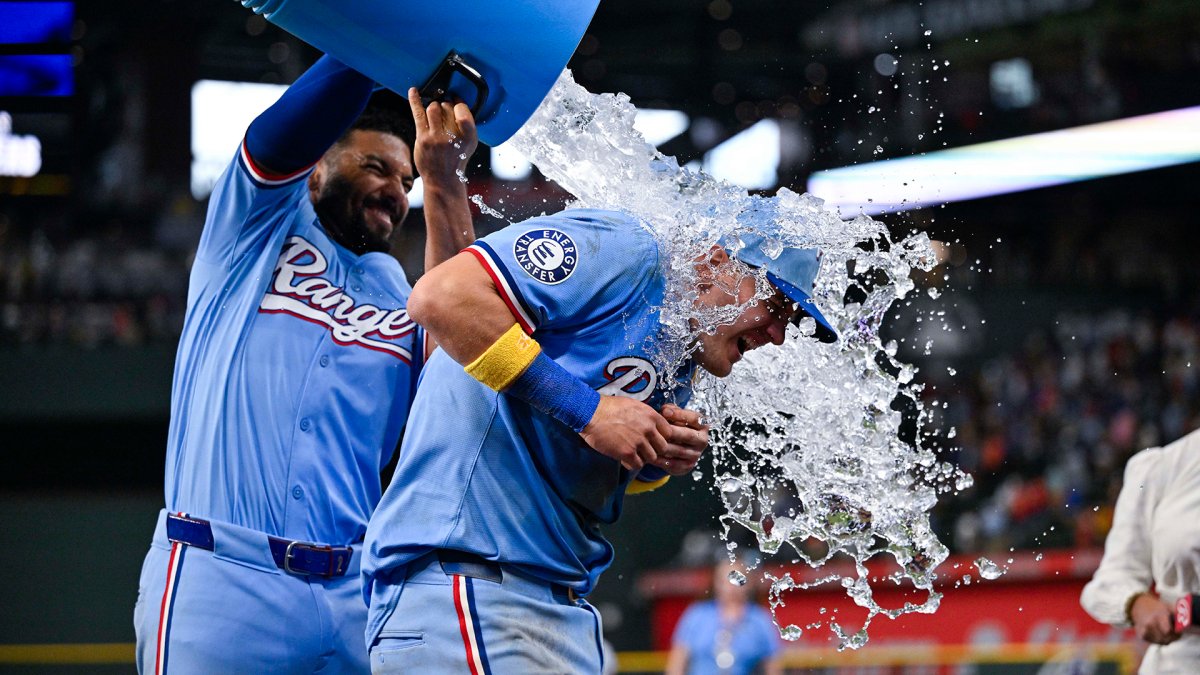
top-left (238, 0), bottom-right (601, 146)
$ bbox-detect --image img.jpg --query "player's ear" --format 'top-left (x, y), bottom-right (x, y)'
top-left (693, 245), bottom-right (729, 284)
top-left (307, 163), bottom-right (324, 198)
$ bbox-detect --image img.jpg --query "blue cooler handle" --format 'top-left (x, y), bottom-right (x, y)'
top-left (420, 51), bottom-right (490, 118)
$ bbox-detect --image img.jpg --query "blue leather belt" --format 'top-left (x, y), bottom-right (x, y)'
top-left (166, 513), bottom-right (353, 578)
top-left (434, 549), bottom-right (578, 602)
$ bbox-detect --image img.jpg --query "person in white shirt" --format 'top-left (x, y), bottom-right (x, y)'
top-left (1080, 428), bottom-right (1200, 674)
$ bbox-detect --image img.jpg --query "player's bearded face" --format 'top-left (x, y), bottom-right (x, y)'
top-left (312, 131), bottom-right (413, 255)
top-left (692, 249), bottom-right (791, 377)
top-left (314, 174), bottom-right (396, 254)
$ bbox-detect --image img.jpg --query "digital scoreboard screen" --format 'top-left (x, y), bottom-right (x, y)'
top-left (0, 1), bottom-right (73, 96)
top-left (0, 1), bottom-right (75, 193)
top-left (0, 1), bottom-right (73, 43)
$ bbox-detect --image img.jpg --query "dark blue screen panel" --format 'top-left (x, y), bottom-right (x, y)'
top-left (0, 55), bottom-right (73, 95)
top-left (0, 2), bottom-right (74, 44)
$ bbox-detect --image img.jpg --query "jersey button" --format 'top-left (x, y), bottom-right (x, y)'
top-left (292, 485), bottom-right (304, 500)
top-left (299, 418), bottom-right (311, 431)
top-left (319, 355), bottom-right (330, 367)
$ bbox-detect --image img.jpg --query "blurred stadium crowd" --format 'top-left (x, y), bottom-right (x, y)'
top-left (0, 198), bottom-right (197, 347)
top-left (933, 306), bottom-right (1200, 553)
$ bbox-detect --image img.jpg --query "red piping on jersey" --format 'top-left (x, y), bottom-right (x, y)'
top-left (464, 247), bottom-right (534, 335)
top-left (240, 139), bottom-right (315, 184)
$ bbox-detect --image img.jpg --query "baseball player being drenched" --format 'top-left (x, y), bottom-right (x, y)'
top-left (361, 208), bottom-right (838, 673)
top-left (132, 55), bottom-right (477, 673)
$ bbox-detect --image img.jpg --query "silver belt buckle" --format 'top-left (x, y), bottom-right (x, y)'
top-left (284, 540), bottom-right (317, 575)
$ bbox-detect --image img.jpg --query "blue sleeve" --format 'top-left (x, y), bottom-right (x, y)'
top-left (195, 56), bottom-right (375, 266)
top-left (752, 607), bottom-right (782, 656)
top-left (242, 54), bottom-right (375, 182)
top-left (464, 209), bottom-right (660, 334)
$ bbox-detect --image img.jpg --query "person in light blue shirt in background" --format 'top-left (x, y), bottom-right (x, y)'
top-left (666, 560), bottom-right (784, 675)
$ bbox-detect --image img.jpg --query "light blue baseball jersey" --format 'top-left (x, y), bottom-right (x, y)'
top-left (672, 600), bottom-right (781, 675)
top-left (362, 208), bottom-right (695, 632)
top-left (163, 142), bottom-right (425, 546)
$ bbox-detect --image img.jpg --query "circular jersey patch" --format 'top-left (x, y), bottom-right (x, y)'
top-left (514, 229), bottom-right (578, 285)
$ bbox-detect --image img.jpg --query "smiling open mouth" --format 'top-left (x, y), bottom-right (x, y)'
top-left (737, 334), bottom-right (760, 356)
top-left (363, 197), bottom-right (400, 226)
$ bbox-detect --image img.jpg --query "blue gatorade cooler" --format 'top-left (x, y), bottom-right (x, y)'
top-left (239, 0), bottom-right (602, 146)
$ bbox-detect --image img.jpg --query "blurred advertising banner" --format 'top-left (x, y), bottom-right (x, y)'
top-left (639, 549), bottom-right (1137, 659)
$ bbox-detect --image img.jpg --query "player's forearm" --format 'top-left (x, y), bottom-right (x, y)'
top-left (421, 181), bottom-right (475, 273)
top-left (244, 55), bottom-right (374, 175)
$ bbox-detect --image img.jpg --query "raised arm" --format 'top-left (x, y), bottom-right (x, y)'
top-left (245, 55), bottom-right (375, 177)
top-left (405, 88), bottom-right (477, 276)
top-left (408, 252), bottom-right (673, 471)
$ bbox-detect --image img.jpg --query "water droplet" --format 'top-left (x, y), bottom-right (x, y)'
top-left (727, 570), bottom-right (747, 586)
top-left (974, 557), bottom-right (1003, 580)
top-left (468, 195), bottom-right (506, 220)
top-left (780, 624), bottom-right (803, 640)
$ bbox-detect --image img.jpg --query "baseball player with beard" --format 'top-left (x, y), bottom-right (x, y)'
top-left (131, 54), bottom-right (477, 673)
top-left (360, 208), bottom-right (837, 673)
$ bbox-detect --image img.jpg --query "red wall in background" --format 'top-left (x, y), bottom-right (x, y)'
top-left (639, 549), bottom-right (1135, 651)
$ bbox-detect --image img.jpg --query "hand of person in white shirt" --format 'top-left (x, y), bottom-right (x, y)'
top-left (1130, 593), bottom-right (1180, 645)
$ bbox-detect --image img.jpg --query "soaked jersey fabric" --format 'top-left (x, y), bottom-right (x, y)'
top-left (362, 208), bottom-right (695, 643)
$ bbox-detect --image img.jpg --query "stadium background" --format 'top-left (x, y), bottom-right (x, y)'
top-left (2, 0), bottom-right (1199, 672)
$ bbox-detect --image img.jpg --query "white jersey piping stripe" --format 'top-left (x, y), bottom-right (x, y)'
top-left (465, 245), bottom-right (537, 333)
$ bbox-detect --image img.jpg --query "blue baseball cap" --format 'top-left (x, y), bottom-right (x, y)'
top-left (726, 231), bottom-right (838, 343)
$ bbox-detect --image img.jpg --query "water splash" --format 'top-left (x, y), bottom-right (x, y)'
top-left (468, 194), bottom-right (507, 221)
top-left (511, 71), bottom-right (960, 650)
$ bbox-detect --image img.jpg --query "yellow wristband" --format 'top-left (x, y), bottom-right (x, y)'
top-left (464, 323), bottom-right (541, 391)
top-left (626, 475), bottom-right (670, 495)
